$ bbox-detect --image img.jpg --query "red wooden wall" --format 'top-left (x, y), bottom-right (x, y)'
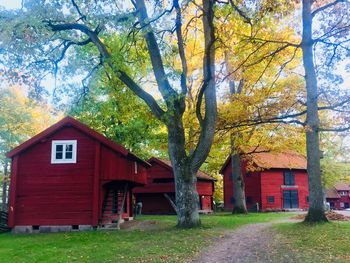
top-left (8, 121), bottom-right (148, 228)
top-left (133, 159), bottom-right (214, 214)
top-left (222, 161), bottom-right (261, 210)
top-left (260, 170), bottom-right (309, 210)
top-left (222, 160), bottom-right (309, 211)
top-left (11, 127), bottom-right (95, 226)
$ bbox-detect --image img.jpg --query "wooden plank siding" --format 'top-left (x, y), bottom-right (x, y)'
top-left (14, 127), bottom-right (95, 226)
top-left (221, 156), bottom-right (309, 211)
top-left (133, 158), bottom-right (215, 214)
top-left (6, 117), bottom-right (149, 229)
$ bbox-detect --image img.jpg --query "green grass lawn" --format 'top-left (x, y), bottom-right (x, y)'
top-left (275, 222), bottom-right (350, 263)
top-left (0, 212), bottom-right (292, 263)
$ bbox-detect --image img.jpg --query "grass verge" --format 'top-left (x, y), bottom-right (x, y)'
top-left (0, 212), bottom-right (293, 263)
top-left (274, 221), bottom-right (350, 263)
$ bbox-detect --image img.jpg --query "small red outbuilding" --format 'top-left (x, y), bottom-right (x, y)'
top-left (220, 151), bottom-right (309, 211)
top-left (326, 183), bottom-right (350, 210)
top-left (133, 157), bottom-right (216, 214)
top-left (6, 116), bottom-right (149, 233)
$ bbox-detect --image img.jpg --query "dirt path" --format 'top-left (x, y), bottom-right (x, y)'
top-left (191, 221), bottom-right (297, 263)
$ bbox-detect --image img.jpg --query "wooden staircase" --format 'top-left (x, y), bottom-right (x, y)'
top-left (100, 189), bottom-right (126, 226)
top-left (0, 211), bottom-right (9, 232)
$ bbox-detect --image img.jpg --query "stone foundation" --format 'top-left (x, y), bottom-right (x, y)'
top-left (12, 225), bottom-right (93, 234)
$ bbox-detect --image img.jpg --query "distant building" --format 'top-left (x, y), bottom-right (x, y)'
top-left (326, 183), bottom-right (350, 210)
top-left (133, 157), bottom-right (216, 214)
top-left (220, 150), bottom-right (309, 211)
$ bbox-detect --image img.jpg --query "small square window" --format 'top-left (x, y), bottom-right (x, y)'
top-left (246, 196), bottom-right (253, 204)
top-left (268, 196), bottom-right (274, 203)
top-left (51, 140), bottom-right (77, 164)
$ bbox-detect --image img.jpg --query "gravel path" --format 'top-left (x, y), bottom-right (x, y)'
top-left (191, 221), bottom-right (297, 263)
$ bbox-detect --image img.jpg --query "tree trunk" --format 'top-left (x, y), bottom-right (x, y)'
top-left (231, 136), bottom-right (248, 214)
top-left (167, 116), bottom-right (201, 228)
top-left (302, 0), bottom-right (328, 223)
top-left (116, 183), bottom-right (128, 230)
top-left (173, 163), bottom-right (200, 228)
top-left (2, 160), bottom-right (8, 211)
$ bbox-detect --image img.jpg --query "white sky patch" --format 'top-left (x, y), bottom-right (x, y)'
top-left (0, 0), bottom-right (21, 9)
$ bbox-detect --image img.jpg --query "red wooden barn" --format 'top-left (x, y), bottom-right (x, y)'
top-left (220, 151), bottom-right (309, 211)
top-left (133, 157), bottom-right (216, 214)
top-left (326, 183), bottom-right (350, 210)
top-left (6, 116), bottom-right (149, 233)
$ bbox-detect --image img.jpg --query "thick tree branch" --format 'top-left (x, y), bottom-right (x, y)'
top-left (134, 0), bottom-right (178, 102)
top-left (174, 0), bottom-right (188, 96)
top-left (191, 0), bottom-right (217, 171)
top-left (47, 21), bottom-right (165, 120)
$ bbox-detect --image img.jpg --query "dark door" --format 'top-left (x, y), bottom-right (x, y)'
top-left (345, 203), bottom-right (349, 209)
top-left (283, 190), bottom-right (299, 209)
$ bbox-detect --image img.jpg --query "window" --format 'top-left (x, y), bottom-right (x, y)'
top-left (284, 171), bottom-right (295, 186)
top-left (339, 191), bottom-right (347, 196)
top-left (267, 196), bottom-right (275, 203)
top-left (51, 140), bottom-right (77, 164)
top-left (246, 172), bottom-right (252, 177)
top-left (246, 196), bottom-right (253, 204)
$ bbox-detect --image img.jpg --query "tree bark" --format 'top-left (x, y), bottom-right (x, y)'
top-left (172, 160), bottom-right (200, 228)
top-left (302, 0), bottom-right (328, 223)
top-left (2, 160), bottom-right (8, 211)
top-left (116, 183), bottom-right (128, 230)
top-left (167, 115), bottom-right (201, 228)
top-left (231, 136), bottom-right (248, 214)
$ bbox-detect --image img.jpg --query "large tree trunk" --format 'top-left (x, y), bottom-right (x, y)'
top-left (302, 0), bottom-right (328, 223)
top-left (2, 160), bottom-right (8, 211)
top-left (168, 117), bottom-right (201, 228)
top-left (173, 165), bottom-right (200, 228)
top-left (231, 136), bottom-right (248, 214)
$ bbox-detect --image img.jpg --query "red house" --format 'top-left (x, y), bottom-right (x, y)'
top-left (6, 117), bottom-right (150, 233)
top-left (133, 158), bottom-right (216, 214)
top-left (326, 183), bottom-right (350, 210)
top-left (220, 151), bottom-right (309, 211)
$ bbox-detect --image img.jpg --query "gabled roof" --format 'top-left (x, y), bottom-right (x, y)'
top-left (334, 182), bottom-right (350, 191)
top-left (220, 150), bottom-right (307, 174)
top-left (148, 157), bottom-right (216, 181)
top-left (6, 116), bottom-right (150, 167)
top-left (326, 188), bottom-right (341, 199)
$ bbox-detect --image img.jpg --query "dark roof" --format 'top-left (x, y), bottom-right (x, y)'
top-left (220, 150), bottom-right (307, 174)
top-left (326, 188), bottom-right (341, 199)
top-left (334, 183), bottom-right (350, 191)
top-left (148, 157), bottom-right (216, 181)
top-left (6, 116), bottom-right (150, 167)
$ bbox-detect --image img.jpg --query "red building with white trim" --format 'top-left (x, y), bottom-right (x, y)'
top-left (6, 117), bottom-right (149, 233)
top-left (133, 157), bottom-right (215, 214)
top-left (326, 183), bottom-right (350, 210)
top-left (220, 151), bottom-right (309, 211)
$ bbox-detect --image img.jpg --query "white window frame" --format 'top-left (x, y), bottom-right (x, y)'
top-left (51, 140), bottom-right (77, 164)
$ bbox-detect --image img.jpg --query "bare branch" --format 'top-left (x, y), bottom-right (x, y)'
top-left (174, 0), bottom-right (188, 96)
top-left (311, 0), bottom-right (347, 17)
